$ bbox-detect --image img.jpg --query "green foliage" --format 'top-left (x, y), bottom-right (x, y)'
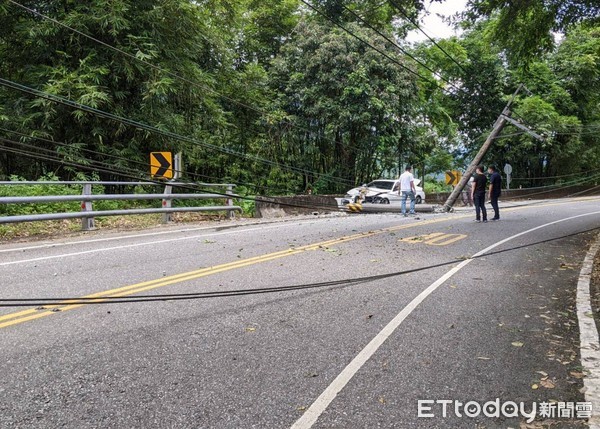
top-left (238, 198), bottom-right (256, 216)
top-left (423, 179), bottom-right (451, 194)
top-left (465, 0), bottom-right (599, 65)
top-left (0, 0), bottom-right (598, 206)
top-left (270, 19), bottom-right (419, 192)
top-left (0, 174), bottom-right (81, 216)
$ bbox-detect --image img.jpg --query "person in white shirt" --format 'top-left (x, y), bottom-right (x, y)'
top-left (398, 166), bottom-right (416, 216)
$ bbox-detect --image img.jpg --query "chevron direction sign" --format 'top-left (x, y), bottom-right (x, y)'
top-left (150, 152), bottom-right (173, 179)
top-left (445, 170), bottom-right (462, 186)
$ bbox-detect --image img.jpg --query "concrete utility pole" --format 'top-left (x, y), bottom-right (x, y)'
top-left (442, 84), bottom-right (531, 211)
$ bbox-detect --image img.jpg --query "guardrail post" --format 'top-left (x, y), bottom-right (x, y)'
top-left (226, 185), bottom-right (235, 219)
top-left (81, 183), bottom-right (95, 231)
top-left (162, 183), bottom-right (173, 224)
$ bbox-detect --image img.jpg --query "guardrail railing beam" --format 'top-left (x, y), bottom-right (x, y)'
top-left (0, 181), bottom-right (240, 230)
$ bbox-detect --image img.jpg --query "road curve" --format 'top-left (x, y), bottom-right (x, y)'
top-left (1, 197), bottom-right (599, 428)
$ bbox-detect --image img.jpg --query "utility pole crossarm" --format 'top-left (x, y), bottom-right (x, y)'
top-left (500, 115), bottom-right (545, 141)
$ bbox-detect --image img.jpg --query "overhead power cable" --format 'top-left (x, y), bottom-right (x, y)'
top-left (298, 0), bottom-right (450, 94)
top-left (511, 167), bottom-right (600, 181)
top-left (3, 1), bottom-right (316, 140)
top-left (338, 3), bottom-right (465, 95)
top-left (4, 0), bottom-right (377, 172)
top-left (384, 0), bottom-right (540, 126)
top-left (389, 0), bottom-right (470, 76)
top-left (0, 127), bottom-right (302, 196)
top-left (0, 77), bottom-right (354, 186)
top-left (4, 0), bottom-right (589, 186)
top-left (6, 134), bottom-right (600, 211)
top-left (299, 0), bottom-right (541, 140)
top-left (496, 171), bottom-right (600, 201)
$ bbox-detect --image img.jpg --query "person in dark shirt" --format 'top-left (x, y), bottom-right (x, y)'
top-left (488, 165), bottom-right (502, 221)
top-left (471, 166), bottom-right (488, 223)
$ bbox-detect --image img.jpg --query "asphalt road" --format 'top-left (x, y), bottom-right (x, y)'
top-left (1, 197), bottom-right (599, 428)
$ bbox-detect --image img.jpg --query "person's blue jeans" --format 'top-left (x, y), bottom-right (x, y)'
top-left (401, 191), bottom-right (415, 215)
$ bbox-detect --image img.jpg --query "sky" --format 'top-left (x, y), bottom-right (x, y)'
top-left (405, 0), bottom-right (468, 43)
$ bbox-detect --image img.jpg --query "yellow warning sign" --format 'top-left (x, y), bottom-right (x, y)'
top-left (445, 170), bottom-right (462, 186)
top-left (150, 152), bottom-right (173, 179)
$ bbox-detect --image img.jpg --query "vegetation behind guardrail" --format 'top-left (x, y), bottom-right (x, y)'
top-left (0, 176), bottom-right (241, 239)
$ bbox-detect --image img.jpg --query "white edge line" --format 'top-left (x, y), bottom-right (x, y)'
top-left (291, 210), bottom-right (600, 429)
top-left (0, 224), bottom-right (287, 267)
top-left (0, 218), bottom-right (324, 254)
top-left (576, 231), bottom-right (600, 429)
top-left (0, 224), bottom-right (221, 253)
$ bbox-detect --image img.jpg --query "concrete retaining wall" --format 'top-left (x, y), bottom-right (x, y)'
top-left (255, 195), bottom-right (341, 218)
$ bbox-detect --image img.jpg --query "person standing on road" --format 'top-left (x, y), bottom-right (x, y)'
top-left (399, 166), bottom-right (416, 217)
top-left (471, 166), bottom-right (488, 223)
top-left (488, 165), bottom-right (502, 221)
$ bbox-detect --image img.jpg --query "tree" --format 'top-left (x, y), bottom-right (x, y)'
top-left (464, 0), bottom-right (600, 65)
top-left (0, 0), bottom-right (239, 182)
top-left (269, 19), bottom-right (419, 192)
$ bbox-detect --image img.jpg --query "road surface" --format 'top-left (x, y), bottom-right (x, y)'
top-left (1, 197), bottom-right (599, 428)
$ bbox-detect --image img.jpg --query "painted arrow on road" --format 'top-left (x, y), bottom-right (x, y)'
top-left (150, 152), bottom-right (173, 179)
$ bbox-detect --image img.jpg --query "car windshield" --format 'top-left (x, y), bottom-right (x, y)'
top-left (367, 181), bottom-right (395, 190)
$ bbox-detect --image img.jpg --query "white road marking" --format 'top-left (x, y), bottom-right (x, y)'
top-left (0, 224), bottom-right (223, 253)
top-left (0, 224), bottom-right (290, 267)
top-left (291, 210), bottom-right (600, 429)
top-left (0, 219), bottom-right (322, 254)
top-left (576, 232), bottom-right (600, 428)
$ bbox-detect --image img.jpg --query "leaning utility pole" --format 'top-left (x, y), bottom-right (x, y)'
top-left (441, 84), bottom-right (540, 211)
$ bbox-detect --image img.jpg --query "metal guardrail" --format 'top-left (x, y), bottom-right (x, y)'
top-left (0, 181), bottom-right (241, 230)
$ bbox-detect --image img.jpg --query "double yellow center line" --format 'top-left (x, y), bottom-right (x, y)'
top-left (0, 217), bottom-right (454, 329)
top-left (2, 196), bottom-right (598, 330)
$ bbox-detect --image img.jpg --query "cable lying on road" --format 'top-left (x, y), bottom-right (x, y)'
top-left (1, 226), bottom-right (597, 307)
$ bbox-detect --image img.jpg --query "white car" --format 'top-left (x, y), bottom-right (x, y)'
top-left (344, 179), bottom-right (426, 205)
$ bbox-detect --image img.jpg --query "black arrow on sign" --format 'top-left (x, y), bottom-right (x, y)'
top-left (153, 153), bottom-right (171, 178)
top-left (446, 171), bottom-right (456, 185)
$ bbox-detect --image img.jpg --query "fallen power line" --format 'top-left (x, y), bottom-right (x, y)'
top-left (1, 226), bottom-right (597, 307)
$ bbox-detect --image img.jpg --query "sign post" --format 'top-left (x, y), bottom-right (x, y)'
top-left (504, 163), bottom-right (513, 190)
top-left (173, 152), bottom-right (182, 180)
